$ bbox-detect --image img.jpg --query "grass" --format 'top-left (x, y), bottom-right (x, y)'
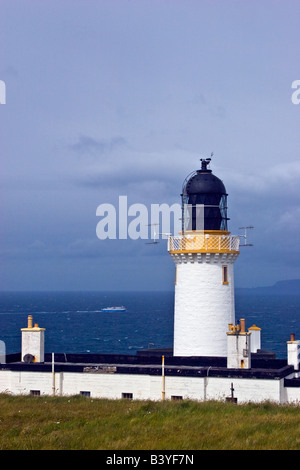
top-left (0, 394), bottom-right (300, 450)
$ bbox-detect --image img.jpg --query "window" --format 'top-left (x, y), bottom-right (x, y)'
top-left (171, 395), bottom-right (183, 401)
top-left (30, 390), bottom-right (40, 396)
top-left (222, 265), bottom-right (229, 285)
top-left (122, 392), bottom-right (133, 400)
top-left (80, 391), bottom-right (91, 397)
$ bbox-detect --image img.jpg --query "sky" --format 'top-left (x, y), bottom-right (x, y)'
top-left (0, 0), bottom-right (300, 291)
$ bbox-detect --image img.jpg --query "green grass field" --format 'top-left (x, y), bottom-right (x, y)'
top-left (0, 394), bottom-right (300, 450)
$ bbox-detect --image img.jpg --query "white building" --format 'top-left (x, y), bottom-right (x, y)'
top-left (169, 158), bottom-right (239, 357)
top-left (0, 319), bottom-right (299, 404)
top-left (1, 160), bottom-right (300, 404)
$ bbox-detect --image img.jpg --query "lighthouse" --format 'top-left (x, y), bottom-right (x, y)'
top-left (168, 158), bottom-right (240, 357)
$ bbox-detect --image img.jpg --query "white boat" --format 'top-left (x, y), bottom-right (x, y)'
top-left (101, 306), bottom-right (127, 312)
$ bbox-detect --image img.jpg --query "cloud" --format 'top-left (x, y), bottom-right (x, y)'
top-left (68, 141), bottom-right (193, 200)
top-left (224, 159), bottom-right (300, 198)
top-left (277, 207), bottom-right (300, 233)
top-left (70, 135), bottom-right (127, 157)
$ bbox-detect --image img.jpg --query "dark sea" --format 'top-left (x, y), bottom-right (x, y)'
top-left (0, 290), bottom-right (299, 360)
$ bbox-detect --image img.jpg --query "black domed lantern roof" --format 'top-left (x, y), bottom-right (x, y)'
top-left (181, 158), bottom-right (229, 232)
top-left (185, 159), bottom-right (226, 195)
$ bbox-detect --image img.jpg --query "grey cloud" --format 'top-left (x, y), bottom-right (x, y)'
top-left (71, 146), bottom-right (193, 191)
top-left (70, 135), bottom-right (128, 157)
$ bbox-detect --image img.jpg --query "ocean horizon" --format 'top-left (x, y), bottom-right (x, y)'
top-left (0, 289), bottom-right (299, 360)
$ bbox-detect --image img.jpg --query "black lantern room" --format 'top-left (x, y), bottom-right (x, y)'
top-left (181, 158), bottom-right (229, 232)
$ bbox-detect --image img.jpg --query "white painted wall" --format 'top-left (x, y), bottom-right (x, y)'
top-left (287, 341), bottom-right (300, 371)
top-left (21, 330), bottom-right (45, 362)
top-left (173, 256), bottom-right (236, 357)
top-left (227, 333), bottom-right (251, 369)
top-left (1, 369), bottom-right (299, 404)
top-left (249, 327), bottom-right (261, 353)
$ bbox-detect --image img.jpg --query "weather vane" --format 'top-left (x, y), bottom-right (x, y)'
top-left (200, 152), bottom-right (213, 170)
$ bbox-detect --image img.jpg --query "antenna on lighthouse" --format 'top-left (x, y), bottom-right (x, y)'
top-left (145, 223), bottom-right (172, 245)
top-left (239, 226), bottom-right (254, 247)
top-left (146, 223), bottom-right (159, 244)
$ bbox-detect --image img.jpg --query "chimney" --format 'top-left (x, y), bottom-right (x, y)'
top-left (248, 325), bottom-right (261, 353)
top-left (227, 319), bottom-right (251, 369)
top-left (287, 334), bottom-right (299, 374)
top-left (21, 315), bottom-right (45, 363)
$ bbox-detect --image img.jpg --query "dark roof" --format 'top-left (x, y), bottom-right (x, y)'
top-left (2, 351), bottom-right (293, 381)
top-left (185, 170), bottom-right (227, 196)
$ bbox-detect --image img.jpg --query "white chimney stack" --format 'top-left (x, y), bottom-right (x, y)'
top-left (21, 315), bottom-right (45, 363)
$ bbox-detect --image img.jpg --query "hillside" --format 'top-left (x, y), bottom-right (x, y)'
top-left (237, 279), bottom-right (300, 295)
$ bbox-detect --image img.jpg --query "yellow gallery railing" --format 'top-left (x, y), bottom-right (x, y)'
top-left (168, 233), bottom-right (240, 253)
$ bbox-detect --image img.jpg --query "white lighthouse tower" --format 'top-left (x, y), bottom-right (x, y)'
top-left (168, 158), bottom-right (240, 357)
